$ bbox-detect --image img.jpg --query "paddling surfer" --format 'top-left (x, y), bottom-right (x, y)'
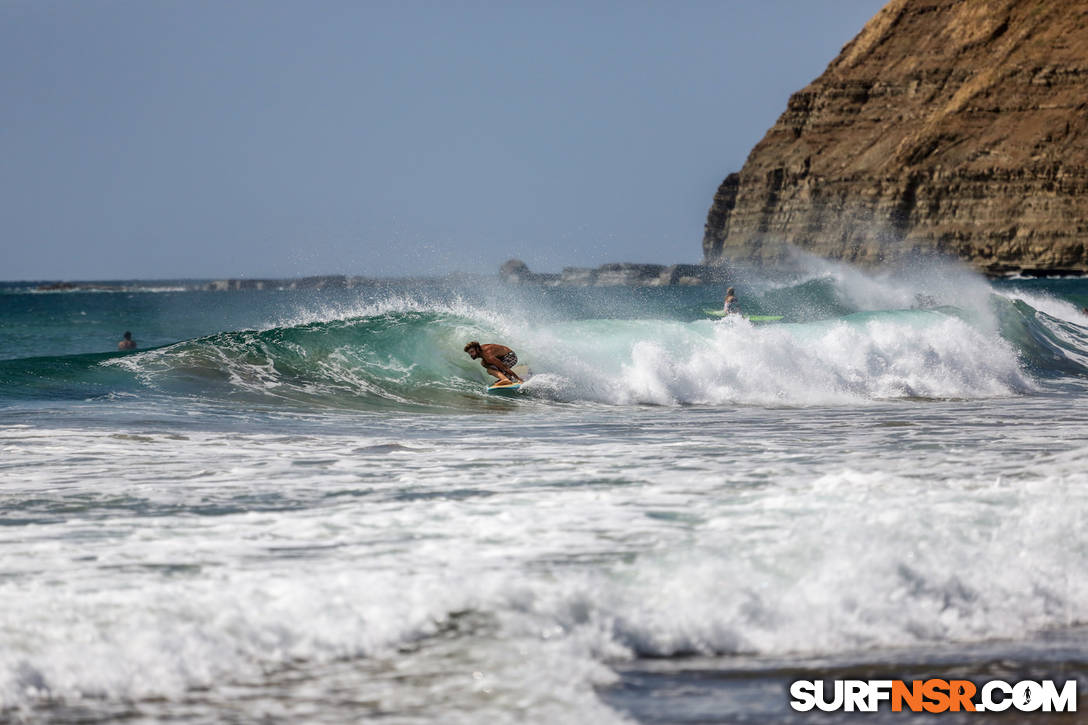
top-left (464, 341), bottom-right (523, 385)
top-left (118, 331), bottom-right (136, 350)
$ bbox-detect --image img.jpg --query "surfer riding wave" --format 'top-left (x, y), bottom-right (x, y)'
top-left (464, 341), bottom-right (523, 385)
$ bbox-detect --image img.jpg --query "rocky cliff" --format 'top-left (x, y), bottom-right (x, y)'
top-left (703, 0), bottom-right (1088, 275)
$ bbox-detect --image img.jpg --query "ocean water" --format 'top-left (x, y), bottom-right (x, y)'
top-left (2, 260), bottom-right (1088, 723)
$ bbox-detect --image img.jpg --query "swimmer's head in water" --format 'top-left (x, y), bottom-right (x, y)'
top-left (123, 331), bottom-right (132, 340)
top-left (726, 287), bottom-right (735, 295)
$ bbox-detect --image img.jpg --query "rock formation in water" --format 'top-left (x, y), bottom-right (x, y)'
top-left (498, 260), bottom-right (728, 286)
top-left (703, 0), bottom-right (1088, 275)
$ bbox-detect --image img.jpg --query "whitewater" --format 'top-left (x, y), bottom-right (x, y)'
top-left (2, 260), bottom-right (1088, 723)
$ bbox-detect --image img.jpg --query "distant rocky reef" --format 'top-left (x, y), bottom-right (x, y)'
top-left (203, 275), bottom-right (366, 291)
top-left (499, 259), bottom-right (727, 286)
top-left (34, 282), bottom-right (128, 292)
top-left (29, 268), bottom-right (732, 294)
top-left (27, 277), bottom-right (367, 292)
top-left (703, 0), bottom-right (1088, 275)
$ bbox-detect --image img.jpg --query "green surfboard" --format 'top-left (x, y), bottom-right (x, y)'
top-left (704, 309), bottom-right (783, 322)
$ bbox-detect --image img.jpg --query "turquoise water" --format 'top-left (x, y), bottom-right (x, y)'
top-left (2, 262), bottom-right (1088, 722)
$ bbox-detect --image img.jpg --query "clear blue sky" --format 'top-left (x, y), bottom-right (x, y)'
top-left (1, 0), bottom-right (884, 280)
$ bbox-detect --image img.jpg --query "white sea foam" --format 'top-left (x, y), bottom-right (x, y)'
top-left (515, 312), bottom-right (1031, 406)
top-left (3, 414), bottom-right (1087, 719)
top-left (534, 469), bottom-right (1088, 659)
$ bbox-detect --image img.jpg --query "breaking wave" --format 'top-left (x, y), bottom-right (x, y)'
top-left (2, 269), bottom-right (1086, 410)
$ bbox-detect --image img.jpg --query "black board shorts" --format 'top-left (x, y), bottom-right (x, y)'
top-left (500, 352), bottom-right (517, 367)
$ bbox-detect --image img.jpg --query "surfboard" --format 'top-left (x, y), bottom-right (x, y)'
top-left (703, 309), bottom-right (784, 322)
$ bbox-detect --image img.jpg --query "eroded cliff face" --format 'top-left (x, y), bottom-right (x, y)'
top-left (704, 0), bottom-right (1088, 274)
